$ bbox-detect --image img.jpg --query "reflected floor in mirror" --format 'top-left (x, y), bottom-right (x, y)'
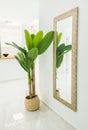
top-left (0, 100), bottom-right (76, 130)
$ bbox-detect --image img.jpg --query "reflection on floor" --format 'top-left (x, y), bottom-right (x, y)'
top-left (0, 100), bottom-right (76, 130)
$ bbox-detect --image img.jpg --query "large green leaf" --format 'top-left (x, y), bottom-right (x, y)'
top-left (17, 52), bottom-right (27, 69)
top-left (56, 44), bottom-right (72, 57)
top-left (15, 55), bottom-right (28, 72)
top-left (56, 43), bottom-right (65, 56)
top-left (63, 45), bottom-right (72, 53)
top-left (28, 48), bottom-right (38, 61)
top-left (38, 31), bottom-right (54, 55)
top-left (5, 42), bottom-right (26, 54)
top-left (24, 29), bottom-right (32, 50)
top-left (33, 30), bottom-right (43, 47)
top-left (16, 52), bottom-right (32, 73)
top-left (56, 32), bottom-right (62, 48)
top-left (56, 55), bottom-right (63, 68)
top-left (31, 34), bottom-right (35, 40)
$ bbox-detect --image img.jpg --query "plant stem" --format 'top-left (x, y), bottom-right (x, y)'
top-left (31, 65), bottom-right (35, 97)
top-left (28, 72), bottom-right (32, 98)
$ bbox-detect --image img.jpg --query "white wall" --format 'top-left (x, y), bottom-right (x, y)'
top-left (0, 0), bottom-right (39, 24)
top-left (39, 0), bottom-right (88, 130)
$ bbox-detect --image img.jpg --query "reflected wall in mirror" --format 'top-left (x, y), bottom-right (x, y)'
top-left (53, 7), bottom-right (78, 111)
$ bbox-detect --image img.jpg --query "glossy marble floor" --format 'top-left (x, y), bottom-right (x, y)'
top-left (0, 100), bottom-right (76, 130)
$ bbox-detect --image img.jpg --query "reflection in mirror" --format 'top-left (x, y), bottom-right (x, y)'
top-left (56, 17), bottom-right (72, 104)
top-left (53, 7), bottom-right (78, 111)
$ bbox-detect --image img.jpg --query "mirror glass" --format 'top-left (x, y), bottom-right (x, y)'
top-left (56, 16), bottom-right (72, 103)
top-left (53, 7), bottom-right (78, 111)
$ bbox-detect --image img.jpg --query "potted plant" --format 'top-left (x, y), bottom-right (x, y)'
top-left (5, 29), bottom-right (54, 111)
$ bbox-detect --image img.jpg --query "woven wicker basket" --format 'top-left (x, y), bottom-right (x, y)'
top-left (24, 95), bottom-right (40, 111)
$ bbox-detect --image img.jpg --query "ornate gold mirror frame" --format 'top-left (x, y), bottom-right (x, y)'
top-left (53, 7), bottom-right (78, 111)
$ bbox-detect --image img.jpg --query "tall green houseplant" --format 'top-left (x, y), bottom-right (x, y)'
top-left (5, 30), bottom-right (54, 99)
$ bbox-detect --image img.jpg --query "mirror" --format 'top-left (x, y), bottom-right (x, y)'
top-left (53, 7), bottom-right (78, 111)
